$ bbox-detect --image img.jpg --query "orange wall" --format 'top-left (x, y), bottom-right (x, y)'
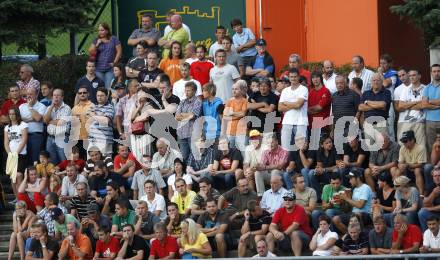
top-left (305, 0), bottom-right (379, 67)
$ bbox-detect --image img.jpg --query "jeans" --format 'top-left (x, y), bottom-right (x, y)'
top-left (46, 135), bottom-right (67, 165)
top-left (96, 70), bottom-right (114, 89)
top-left (27, 132), bottom-right (44, 166)
top-left (311, 208), bottom-right (342, 230)
top-left (309, 169), bottom-right (331, 200)
top-left (178, 137), bottom-right (191, 162)
top-left (281, 125), bottom-right (308, 151)
top-left (283, 168), bottom-right (311, 189)
top-left (204, 173), bottom-right (236, 191)
top-left (424, 164), bottom-right (434, 189)
top-left (418, 208), bottom-right (440, 231)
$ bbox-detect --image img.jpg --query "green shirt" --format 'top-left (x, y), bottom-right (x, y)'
top-left (321, 184), bottom-right (346, 209)
top-left (54, 214), bottom-right (80, 239)
top-left (112, 210), bottom-right (136, 231)
top-left (161, 27), bottom-right (189, 58)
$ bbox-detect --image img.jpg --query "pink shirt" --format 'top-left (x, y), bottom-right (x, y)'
top-left (262, 145), bottom-right (288, 167)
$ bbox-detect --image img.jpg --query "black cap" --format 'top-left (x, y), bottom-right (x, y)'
top-left (50, 207), bottom-right (63, 220)
top-left (348, 170), bottom-right (362, 178)
top-left (400, 130), bottom-right (415, 143)
top-left (256, 39), bottom-right (267, 46)
top-left (282, 190), bottom-right (296, 200)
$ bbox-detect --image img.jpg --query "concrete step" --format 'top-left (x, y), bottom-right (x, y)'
top-left (0, 251), bottom-right (20, 260)
top-left (0, 234), bottom-right (11, 241)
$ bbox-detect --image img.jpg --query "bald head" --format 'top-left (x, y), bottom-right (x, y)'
top-left (170, 15), bottom-right (182, 29)
top-left (322, 60), bottom-right (334, 76)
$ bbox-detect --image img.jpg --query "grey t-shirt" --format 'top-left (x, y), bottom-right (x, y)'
top-left (369, 227), bottom-right (393, 249)
top-left (128, 28), bottom-right (161, 56)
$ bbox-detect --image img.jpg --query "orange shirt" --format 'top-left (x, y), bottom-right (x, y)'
top-left (225, 97), bottom-right (248, 136)
top-left (60, 232), bottom-right (93, 260)
top-left (71, 100), bottom-right (94, 140)
top-left (159, 58), bottom-right (183, 85)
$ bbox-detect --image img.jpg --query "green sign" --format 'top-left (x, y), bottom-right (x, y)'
top-left (117, 0), bottom-right (246, 59)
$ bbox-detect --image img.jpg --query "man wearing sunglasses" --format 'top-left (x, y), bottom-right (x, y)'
top-left (266, 191), bottom-right (312, 256)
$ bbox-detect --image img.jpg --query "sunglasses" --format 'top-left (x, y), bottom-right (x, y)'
top-left (283, 198), bottom-right (294, 201)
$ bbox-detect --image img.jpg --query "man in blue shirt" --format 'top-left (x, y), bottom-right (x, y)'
top-left (245, 39), bottom-right (275, 78)
top-left (422, 64), bottom-right (440, 153)
top-left (230, 18), bottom-right (257, 68)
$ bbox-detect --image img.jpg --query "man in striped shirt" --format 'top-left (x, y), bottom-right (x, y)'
top-left (70, 181), bottom-right (96, 221)
top-left (88, 87), bottom-right (115, 156)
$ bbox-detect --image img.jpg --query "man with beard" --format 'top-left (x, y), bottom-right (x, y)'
top-left (127, 13), bottom-right (161, 56)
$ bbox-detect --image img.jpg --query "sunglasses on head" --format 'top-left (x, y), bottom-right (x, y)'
top-left (283, 197), bottom-right (294, 201)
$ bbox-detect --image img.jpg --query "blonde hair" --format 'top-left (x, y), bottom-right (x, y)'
top-left (180, 218), bottom-right (201, 245)
top-left (233, 79), bottom-right (248, 96)
top-left (50, 174), bottom-right (61, 191)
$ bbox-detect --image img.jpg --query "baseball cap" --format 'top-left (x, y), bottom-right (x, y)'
top-left (256, 39), bottom-right (267, 46)
top-left (50, 207), bottom-right (63, 220)
top-left (249, 129), bottom-right (262, 138)
top-left (400, 130), bottom-right (415, 143)
top-left (348, 170), bottom-right (362, 178)
top-left (87, 203), bottom-right (100, 214)
top-left (282, 190), bottom-right (296, 200)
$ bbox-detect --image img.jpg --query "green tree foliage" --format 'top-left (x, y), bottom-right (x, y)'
top-left (390, 0), bottom-right (440, 48)
top-left (0, 0), bottom-right (101, 59)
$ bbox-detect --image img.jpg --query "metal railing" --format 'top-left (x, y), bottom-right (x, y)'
top-left (215, 253), bottom-right (440, 260)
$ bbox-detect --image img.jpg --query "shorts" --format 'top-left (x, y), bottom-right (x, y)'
top-left (207, 233), bottom-right (232, 250)
top-left (277, 230), bottom-right (310, 251)
top-left (17, 154), bottom-right (27, 173)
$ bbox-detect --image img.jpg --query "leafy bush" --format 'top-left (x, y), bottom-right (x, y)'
top-left (0, 54), bottom-right (88, 105)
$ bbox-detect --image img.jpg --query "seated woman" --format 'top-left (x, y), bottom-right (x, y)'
top-left (372, 172), bottom-right (396, 219)
top-left (49, 174), bottom-right (62, 196)
top-left (384, 175), bottom-right (419, 226)
top-left (17, 166), bottom-right (46, 213)
top-left (178, 218), bottom-right (212, 259)
top-left (310, 215), bottom-right (338, 256)
top-left (168, 158), bottom-right (193, 199)
top-left (8, 200), bottom-right (36, 260)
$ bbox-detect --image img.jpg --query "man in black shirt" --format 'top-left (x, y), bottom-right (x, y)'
top-left (117, 224), bottom-right (149, 260)
top-left (247, 77), bottom-right (278, 133)
top-left (138, 51), bottom-right (163, 97)
top-left (74, 60), bottom-right (104, 105)
top-left (337, 134), bottom-right (368, 187)
top-left (27, 222), bottom-right (60, 260)
top-left (126, 41), bottom-right (148, 79)
top-left (238, 200), bottom-right (271, 257)
top-left (197, 199), bottom-right (229, 258)
top-left (89, 160), bottom-right (124, 200)
top-left (285, 136), bottom-right (317, 189)
top-left (336, 223), bottom-right (369, 255)
top-left (134, 200), bottom-right (161, 241)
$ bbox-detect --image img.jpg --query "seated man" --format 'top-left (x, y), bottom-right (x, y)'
top-left (132, 154), bottom-right (166, 199)
top-left (245, 39), bottom-right (274, 78)
top-left (26, 222), bottom-right (60, 260)
top-left (186, 137), bottom-right (216, 182)
top-left (113, 144), bottom-right (142, 187)
top-left (311, 173), bottom-right (348, 230)
top-left (89, 160), bottom-right (124, 200)
top-left (336, 223), bottom-right (369, 255)
top-left (190, 177), bottom-right (221, 218)
top-left (134, 200), bottom-right (161, 242)
top-left (332, 171), bottom-right (373, 234)
top-left (391, 213), bottom-right (422, 254)
top-left (397, 130), bottom-right (427, 195)
top-left (171, 178), bottom-right (197, 216)
top-left (58, 222), bottom-right (93, 260)
top-left (149, 222), bottom-right (178, 259)
top-left (337, 134), bottom-right (368, 187)
top-left (256, 134), bottom-right (288, 196)
top-left (111, 199), bottom-right (136, 238)
top-left (51, 207), bottom-right (81, 241)
top-left (152, 138), bottom-right (182, 179)
top-left (260, 174), bottom-right (288, 215)
top-left (419, 215), bottom-right (440, 254)
top-left (164, 203), bottom-right (184, 239)
top-left (81, 203), bottom-right (111, 249)
top-left (285, 136), bottom-right (316, 189)
top-left (419, 167), bottom-right (440, 231)
top-left (364, 132), bottom-right (399, 192)
top-left (292, 173), bottom-right (317, 216)
top-left (197, 199), bottom-right (229, 258)
top-left (94, 226), bottom-right (120, 259)
top-left (139, 180), bottom-right (167, 220)
top-left (60, 164), bottom-right (87, 204)
top-left (217, 178), bottom-right (258, 229)
top-left (253, 239), bottom-right (276, 258)
top-left (238, 200), bottom-right (271, 257)
top-left (266, 191), bottom-right (312, 256)
top-left (369, 215), bottom-right (393, 254)
top-left (117, 224), bottom-right (149, 260)
top-left (70, 181), bottom-right (96, 221)
top-left (82, 147), bottom-right (114, 177)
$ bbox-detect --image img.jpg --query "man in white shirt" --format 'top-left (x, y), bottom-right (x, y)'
top-left (396, 69), bottom-right (425, 146)
top-left (139, 180), bottom-right (167, 220)
top-left (173, 62), bottom-right (202, 100)
top-left (163, 11), bottom-right (191, 41)
top-left (348, 55), bottom-right (374, 93)
top-left (322, 60), bottom-right (337, 94)
top-left (260, 174), bottom-right (288, 214)
top-left (253, 239), bottom-right (277, 258)
top-left (420, 215), bottom-right (440, 254)
top-left (209, 49), bottom-right (240, 102)
top-left (394, 68), bottom-right (411, 127)
top-left (278, 68), bottom-right (308, 151)
top-left (208, 25), bottom-right (227, 60)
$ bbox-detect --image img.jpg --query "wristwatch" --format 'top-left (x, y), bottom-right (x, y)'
top-left (41, 244), bottom-right (46, 248)
top-left (399, 250), bottom-right (403, 254)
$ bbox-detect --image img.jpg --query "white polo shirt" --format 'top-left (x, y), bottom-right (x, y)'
top-left (279, 84), bottom-right (308, 126)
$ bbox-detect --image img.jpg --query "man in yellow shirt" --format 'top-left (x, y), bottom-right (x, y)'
top-left (158, 14), bottom-right (189, 58)
top-left (171, 178), bottom-right (196, 215)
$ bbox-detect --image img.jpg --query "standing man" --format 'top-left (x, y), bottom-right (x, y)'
top-left (125, 41), bottom-right (149, 79)
top-left (74, 60), bottom-right (105, 105)
top-left (127, 13), bottom-right (161, 56)
top-left (43, 89), bottom-right (71, 165)
top-left (348, 55), bottom-right (374, 93)
top-left (190, 45), bottom-right (215, 86)
top-left (71, 86), bottom-right (94, 159)
top-left (158, 14), bottom-right (189, 59)
top-left (19, 88), bottom-right (46, 165)
top-left (210, 49), bottom-right (240, 102)
top-left (222, 36), bottom-right (243, 74)
top-left (173, 62), bottom-right (202, 101)
top-left (279, 54), bottom-right (311, 86)
top-left (422, 64), bottom-right (440, 154)
top-left (331, 75), bottom-right (360, 134)
top-left (17, 64), bottom-right (40, 98)
top-left (278, 68), bottom-right (308, 151)
top-left (308, 71), bottom-right (332, 135)
top-left (322, 60), bottom-right (337, 94)
top-left (208, 25), bottom-right (227, 60)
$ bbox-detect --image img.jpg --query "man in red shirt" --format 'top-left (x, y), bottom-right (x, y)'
top-left (391, 213), bottom-right (422, 254)
top-left (279, 54), bottom-right (311, 86)
top-left (113, 144), bottom-right (141, 186)
top-left (94, 226), bottom-right (120, 259)
top-left (308, 71), bottom-right (332, 135)
top-left (149, 222), bottom-right (178, 259)
top-left (0, 85), bottom-right (26, 125)
top-left (190, 45), bottom-right (214, 86)
top-left (266, 190), bottom-right (312, 256)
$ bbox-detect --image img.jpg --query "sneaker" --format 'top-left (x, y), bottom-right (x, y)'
top-left (8, 198), bottom-right (17, 205)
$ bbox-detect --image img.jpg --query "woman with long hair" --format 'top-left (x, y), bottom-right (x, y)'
top-left (159, 41), bottom-right (184, 84)
top-left (372, 172), bottom-right (396, 219)
top-left (8, 200), bottom-right (36, 260)
top-left (179, 218), bottom-right (212, 259)
top-left (88, 22), bottom-right (122, 88)
top-left (4, 108), bottom-right (28, 200)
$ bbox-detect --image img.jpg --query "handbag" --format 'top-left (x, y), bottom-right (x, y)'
top-left (131, 121), bottom-right (146, 135)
